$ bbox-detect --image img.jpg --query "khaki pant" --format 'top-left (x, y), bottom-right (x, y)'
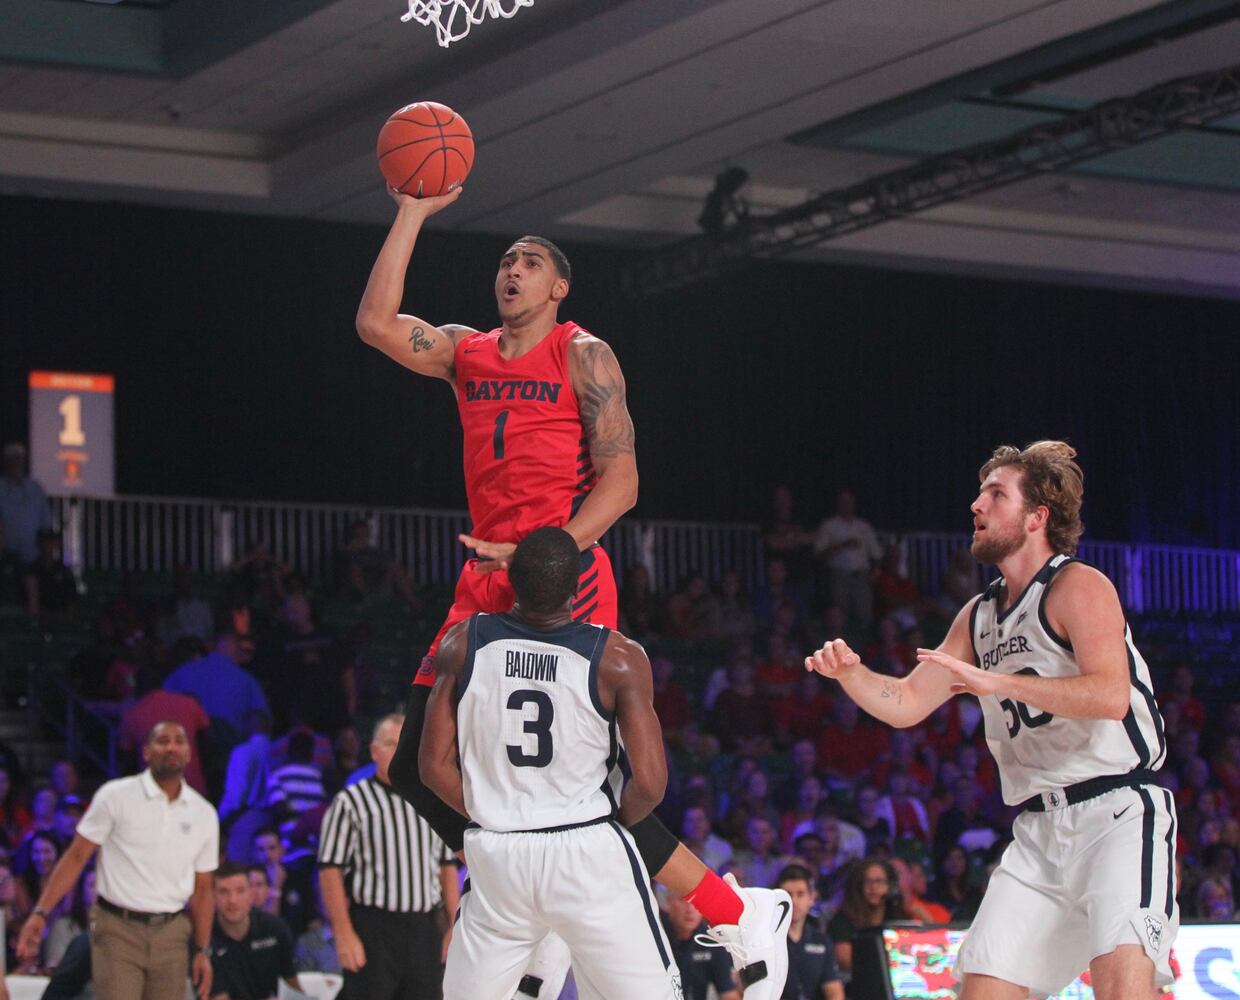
top-left (89, 902), bottom-right (191, 1000)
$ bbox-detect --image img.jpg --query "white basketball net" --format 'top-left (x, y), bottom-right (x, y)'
top-left (400, 0), bottom-right (536, 47)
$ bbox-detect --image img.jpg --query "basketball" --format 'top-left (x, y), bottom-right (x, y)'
top-left (376, 101), bottom-right (474, 197)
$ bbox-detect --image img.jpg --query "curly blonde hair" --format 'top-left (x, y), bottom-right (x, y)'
top-left (979, 440), bottom-right (1085, 554)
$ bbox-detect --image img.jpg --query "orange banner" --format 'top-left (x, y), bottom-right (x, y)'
top-left (29, 371), bottom-right (115, 393)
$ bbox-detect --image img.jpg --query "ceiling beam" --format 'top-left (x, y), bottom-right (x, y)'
top-left (623, 61), bottom-right (1240, 296)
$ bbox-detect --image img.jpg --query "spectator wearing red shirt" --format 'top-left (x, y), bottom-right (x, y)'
top-left (862, 615), bottom-right (915, 678)
top-left (871, 545), bottom-right (924, 630)
top-left (651, 655), bottom-right (692, 738)
top-left (817, 698), bottom-right (888, 784)
top-left (875, 769), bottom-right (930, 845)
top-left (120, 687), bottom-right (210, 795)
top-left (1158, 663), bottom-right (1206, 734)
top-left (617, 563), bottom-right (661, 639)
top-left (871, 729), bottom-right (935, 795)
top-left (664, 572), bottom-right (719, 641)
top-left (955, 743), bottom-right (998, 798)
top-left (1211, 734), bottom-right (1240, 812)
top-left (1178, 755), bottom-right (1212, 813)
top-left (754, 632), bottom-right (800, 702)
top-left (710, 661), bottom-right (773, 755)
top-left (0, 766), bottom-right (31, 848)
top-left (773, 674), bottom-right (833, 749)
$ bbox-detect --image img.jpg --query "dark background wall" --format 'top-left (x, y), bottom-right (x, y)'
top-left (3, 195), bottom-right (1238, 547)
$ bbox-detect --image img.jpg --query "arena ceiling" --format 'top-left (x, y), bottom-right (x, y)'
top-left (3, 0), bottom-right (1240, 298)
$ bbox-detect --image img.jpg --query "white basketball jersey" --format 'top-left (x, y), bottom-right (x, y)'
top-left (456, 612), bottom-right (620, 832)
top-left (970, 555), bottom-right (1166, 805)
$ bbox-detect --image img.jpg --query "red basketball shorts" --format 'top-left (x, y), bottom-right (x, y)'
top-left (414, 545), bottom-right (618, 686)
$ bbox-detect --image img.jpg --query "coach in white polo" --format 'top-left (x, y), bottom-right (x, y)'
top-left (17, 720), bottom-right (218, 1000)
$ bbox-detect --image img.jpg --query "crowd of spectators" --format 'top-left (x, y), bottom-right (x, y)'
top-left (0, 474), bottom-right (1237, 997)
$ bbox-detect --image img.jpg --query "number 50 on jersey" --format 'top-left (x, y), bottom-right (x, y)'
top-left (29, 371), bottom-right (115, 496)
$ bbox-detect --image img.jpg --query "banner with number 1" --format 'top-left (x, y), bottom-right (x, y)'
top-left (28, 371), bottom-right (115, 496)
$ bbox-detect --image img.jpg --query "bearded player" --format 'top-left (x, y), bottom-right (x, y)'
top-left (806, 441), bottom-right (1174, 1000)
top-left (355, 187), bottom-right (791, 999)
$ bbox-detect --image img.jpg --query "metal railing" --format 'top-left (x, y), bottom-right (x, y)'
top-left (902, 532), bottom-right (1240, 614)
top-left (49, 494), bottom-right (766, 600)
top-left (19, 648), bottom-right (119, 778)
top-left (48, 495), bottom-right (1239, 614)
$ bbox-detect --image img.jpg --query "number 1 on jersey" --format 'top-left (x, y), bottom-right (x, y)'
top-left (493, 410), bottom-right (510, 460)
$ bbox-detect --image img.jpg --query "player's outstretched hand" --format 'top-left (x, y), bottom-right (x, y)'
top-left (804, 638), bottom-right (861, 680)
top-left (459, 534), bottom-right (516, 573)
top-left (388, 185), bottom-right (463, 215)
top-left (916, 648), bottom-right (1003, 697)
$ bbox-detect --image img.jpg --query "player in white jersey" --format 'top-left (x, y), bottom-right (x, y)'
top-left (421, 527), bottom-right (700, 999)
top-left (805, 441), bottom-right (1175, 1000)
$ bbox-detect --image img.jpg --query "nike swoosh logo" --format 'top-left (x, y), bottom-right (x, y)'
top-left (980, 630), bottom-right (991, 639)
top-left (463, 348), bottom-right (481, 353)
top-left (775, 900), bottom-right (790, 930)
top-left (1113, 805), bottom-right (1132, 820)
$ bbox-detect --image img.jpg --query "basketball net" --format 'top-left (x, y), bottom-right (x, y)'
top-left (401, 0), bottom-right (535, 47)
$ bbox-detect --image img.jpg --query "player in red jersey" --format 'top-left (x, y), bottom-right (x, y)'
top-left (354, 187), bottom-right (791, 1000)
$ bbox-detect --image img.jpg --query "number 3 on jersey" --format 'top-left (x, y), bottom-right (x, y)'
top-left (506, 689), bottom-right (553, 767)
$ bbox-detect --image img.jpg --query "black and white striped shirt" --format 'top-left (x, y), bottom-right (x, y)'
top-left (317, 778), bottom-right (452, 912)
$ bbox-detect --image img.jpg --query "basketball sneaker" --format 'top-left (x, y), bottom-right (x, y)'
top-left (697, 874), bottom-right (792, 1000)
top-left (513, 931), bottom-right (572, 999)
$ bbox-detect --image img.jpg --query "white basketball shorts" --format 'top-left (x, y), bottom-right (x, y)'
top-left (444, 819), bottom-right (683, 1000)
top-left (956, 783), bottom-right (1178, 998)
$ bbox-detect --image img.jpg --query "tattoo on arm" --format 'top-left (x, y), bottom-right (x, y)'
top-left (577, 339), bottom-right (636, 460)
top-left (880, 679), bottom-right (902, 703)
top-left (409, 326), bottom-right (436, 354)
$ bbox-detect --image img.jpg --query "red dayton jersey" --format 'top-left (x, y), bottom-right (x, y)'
top-left (455, 321), bottom-right (596, 544)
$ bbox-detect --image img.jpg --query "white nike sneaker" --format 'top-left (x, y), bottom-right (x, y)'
top-left (697, 874), bottom-right (792, 1000)
top-left (513, 931), bottom-right (573, 999)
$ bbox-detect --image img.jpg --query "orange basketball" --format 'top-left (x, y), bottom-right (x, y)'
top-left (376, 101), bottom-right (474, 197)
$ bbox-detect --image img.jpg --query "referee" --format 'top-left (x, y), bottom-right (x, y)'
top-left (319, 712), bottom-right (458, 1000)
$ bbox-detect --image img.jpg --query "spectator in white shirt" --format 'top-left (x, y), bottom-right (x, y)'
top-left (812, 489), bottom-right (882, 630)
top-left (17, 721), bottom-right (218, 1000)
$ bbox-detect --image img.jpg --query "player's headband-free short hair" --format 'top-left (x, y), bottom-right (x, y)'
top-left (509, 527), bottom-right (580, 613)
top-left (509, 236), bottom-right (571, 284)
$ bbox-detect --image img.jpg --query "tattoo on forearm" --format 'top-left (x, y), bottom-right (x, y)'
top-left (409, 326), bottom-right (435, 353)
top-left (880, 679), bottom-right (902, 703)
top-left (577, 340), bottom-right (636, 459)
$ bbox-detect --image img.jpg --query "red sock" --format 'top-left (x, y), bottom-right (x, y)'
top-left (684, 869), bottom-right (744, 926)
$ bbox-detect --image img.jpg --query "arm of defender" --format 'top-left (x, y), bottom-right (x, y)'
top-left (606, 634), bottom-right (667, 826)
top-left (918, 563), bottom-right (1130, 720)
top-left (419, 622), bottom-right (469, 818)
top-left (565, 333), bottom-right (639, 550)
top-left (355, 191), bottom-right (475, 382)
top-left (805, 599), bottom-right (975, 728)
